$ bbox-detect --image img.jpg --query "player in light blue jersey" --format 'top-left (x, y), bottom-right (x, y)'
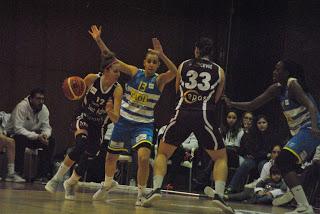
top-left (88, 25), bottom-right (177, 206)
top-left (225, 60), bottom-right (319, 214)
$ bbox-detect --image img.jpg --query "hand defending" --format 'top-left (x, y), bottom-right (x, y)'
top-left (88, 25), bottom-right (102, 40)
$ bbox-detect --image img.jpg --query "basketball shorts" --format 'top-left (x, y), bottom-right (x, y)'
top-left (163, 110), bottom-right (224, 150)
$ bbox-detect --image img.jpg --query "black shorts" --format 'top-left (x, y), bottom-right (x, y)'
top-left (163, 110), bottom-right (224, 150)
top-left (75, 114), bottom-right (108, 155)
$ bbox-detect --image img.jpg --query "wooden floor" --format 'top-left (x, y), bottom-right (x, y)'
top-left (0, 182), bottom-right (294, 214)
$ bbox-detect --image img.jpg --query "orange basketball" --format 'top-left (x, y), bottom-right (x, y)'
top-left (62, 76), bottom-right (86, 100)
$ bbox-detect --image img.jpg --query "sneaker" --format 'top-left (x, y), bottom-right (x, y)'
top-left (63, 180), bottom-right (78, 200)
top-left (92, 180), bottom-right (118, 201)
top-left (45, 178), bottom-right (60, 193)
top-left (141, 188), bottom-right (161, 207)
top-left (273, 192), bottom-right (294, 206)
top-left (5, 173), bottom-right (26, 183)
top-left (135, 196), bottom-right (147, 207)
top-left (285, 204), bottom-right (315, 214)
top-left (204, 186), bottom-right (235, 214)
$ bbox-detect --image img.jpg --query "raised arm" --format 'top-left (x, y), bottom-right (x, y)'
top-left (225, 83), bottom-right (281, 111)
top-left (88, 25), bottom-right (138, 77)
top-left (289, 79), bottom-right (320, 137)
top-left (151, 38), bottom-right (178, 92)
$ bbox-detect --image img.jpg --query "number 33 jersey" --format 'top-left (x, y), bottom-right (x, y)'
top-left (176, 58), bottom-right (223, 111)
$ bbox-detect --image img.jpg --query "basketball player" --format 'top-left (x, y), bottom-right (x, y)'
top-left (88, 25), bottom-right (177, 206)
top-left (224, 60), bottom-right (319, 214)
top-left (144, 37), bottom-right (234, 213)
top-left (45, 53), bottom-right (123, 200)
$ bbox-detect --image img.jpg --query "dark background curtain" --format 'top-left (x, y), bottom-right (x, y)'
top-left (0, 0), bottom-right (319, 154)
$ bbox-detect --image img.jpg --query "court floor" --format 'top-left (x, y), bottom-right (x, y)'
top-left (0, 182), bottom-right (296, 214)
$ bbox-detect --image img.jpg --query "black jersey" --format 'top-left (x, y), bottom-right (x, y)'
top-left (176, 58), bottom-right (222, 111)
top-left (81, 74), bottom-right (119, 125)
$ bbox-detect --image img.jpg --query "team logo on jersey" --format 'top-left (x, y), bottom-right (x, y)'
top-left (183, 90), bottom-right (207, 104)
top-left (90, 86), bottom-right (98, 94)
top-left (136, 134), bottom-right (147, 142)
top-left (148, 83), bottom-right (154, 89)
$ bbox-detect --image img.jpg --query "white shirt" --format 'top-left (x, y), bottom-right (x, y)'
top-left (5, 96), bottom-right (52, 140)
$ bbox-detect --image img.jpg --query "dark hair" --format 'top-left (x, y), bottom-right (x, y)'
top-left (221, 109), bottom-right (242, 139)
top-left (270, 165), bottom-right (281, 175)
top-left (30, 88), bottom-right (45, 98)
top-left (281, 59), bottom-right (309, 92)
top-left (100, 51), bottom-right (116, 71)
top-left (195, 37), bottom-right (213, 58)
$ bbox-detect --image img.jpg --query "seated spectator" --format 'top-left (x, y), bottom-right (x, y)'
top-left (245, 144), bottom-right (282, 188)
top-left (0, 133), bottom-right (25, 182)
top-left (226, 165), bottom-right (287, 205)
top-left (5, 88), bottom-right (55, 181)
top-left (220, 109), bottom-right (244, 168)
top-left (226, 114), bottom-right (278, 193)
top-left (241, 112), bottom-right (254, 134)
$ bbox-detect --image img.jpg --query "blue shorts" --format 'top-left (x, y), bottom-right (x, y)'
top-left (108, 117), bottom-right (154, 154)
top-left (284, 123), bottom-right (320, 163)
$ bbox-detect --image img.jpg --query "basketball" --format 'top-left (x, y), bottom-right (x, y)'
top-left (62, 76), bottom-right (86, 100)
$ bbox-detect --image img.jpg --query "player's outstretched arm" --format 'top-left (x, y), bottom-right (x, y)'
top-left (225, 83), bottom-right (281, 111)
top-left (152, 38), bottom-right (178, 92)
top-left (106, 84), bottom-right (123, 123)
top-left (89, 25), bottom-right (138, 77)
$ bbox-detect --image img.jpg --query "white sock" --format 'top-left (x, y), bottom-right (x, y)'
top-left (53, 163), bottom-right (70, 181)
top-left (291, 185), bottom-right (310, 207)
top-left (215, 180), bottom-right (226, 198)
top-left (7, 163), bottom-right (15, 175)
top-left (138, 185), bottom-right (146, 197)
top-left (104, 176), bottom-right (113, 187)
top-left (153, 175), bottom-right (164, 189)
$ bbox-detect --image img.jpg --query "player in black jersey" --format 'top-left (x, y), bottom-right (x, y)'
top-left (144, 38), bottom-right (234, 213)
top-left (45, 53), bottom-right (123, 200)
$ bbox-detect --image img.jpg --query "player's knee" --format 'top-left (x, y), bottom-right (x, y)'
top-left (275, 149), bottom-right (299, 175)
top-left (106, 152), bottom-right (118, 163)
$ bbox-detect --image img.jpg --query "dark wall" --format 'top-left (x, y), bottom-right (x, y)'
top-left (0, 0), bottom-right (231, 154)
top-left (0, 0), bottom-right (319, 154)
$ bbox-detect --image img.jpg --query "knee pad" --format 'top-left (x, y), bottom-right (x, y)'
top-left (68, 133), bottom-right (88, 162)
top-left (275, 149), bottom-right (300, 175)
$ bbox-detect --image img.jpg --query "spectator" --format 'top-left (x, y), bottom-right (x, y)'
top-left (226, 114), bottom-right (278, 193)
top-left (0, 133), bottom-right (25, 182)
top-left (245, 144), bottom-right (282, 188)
top-left (241, 112), bottom-right (254, 134)
top-left (226, 165), bottom-right (287, 205)
top-left (220, 109), bottom-right (244, 168)
top-left (5, 88), bottom-right (55, 181)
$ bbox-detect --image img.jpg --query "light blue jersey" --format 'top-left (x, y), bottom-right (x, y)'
top-left (279, 78), bottom-right (320, 162)
top-left (109, 69), bottom-right (161, 153)
top-left (120, 69), bottom-right (161, 124)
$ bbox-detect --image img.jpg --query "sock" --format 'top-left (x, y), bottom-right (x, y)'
top-left (291, 185), bottom-right (310, 207)
top-left (66, 172), bottom-right (80, 185)
top-left (53, 163), bottom-right (70, 181)
top-left (138, 185), bottom-right (146, 197)
top-left (153, 175), bottom-right (164, 189)
top-left (7, 163), bottom-right (15, 175)
top-left (104, 176), bottom-right (113, 187)
top-left (215, 180), bottom-right (226, 198)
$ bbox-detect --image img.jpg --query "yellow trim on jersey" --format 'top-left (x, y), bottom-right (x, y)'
top-left (283, 146), bottom-right (302, 164)
top-left (132, 140), bottom-right (153, 149)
